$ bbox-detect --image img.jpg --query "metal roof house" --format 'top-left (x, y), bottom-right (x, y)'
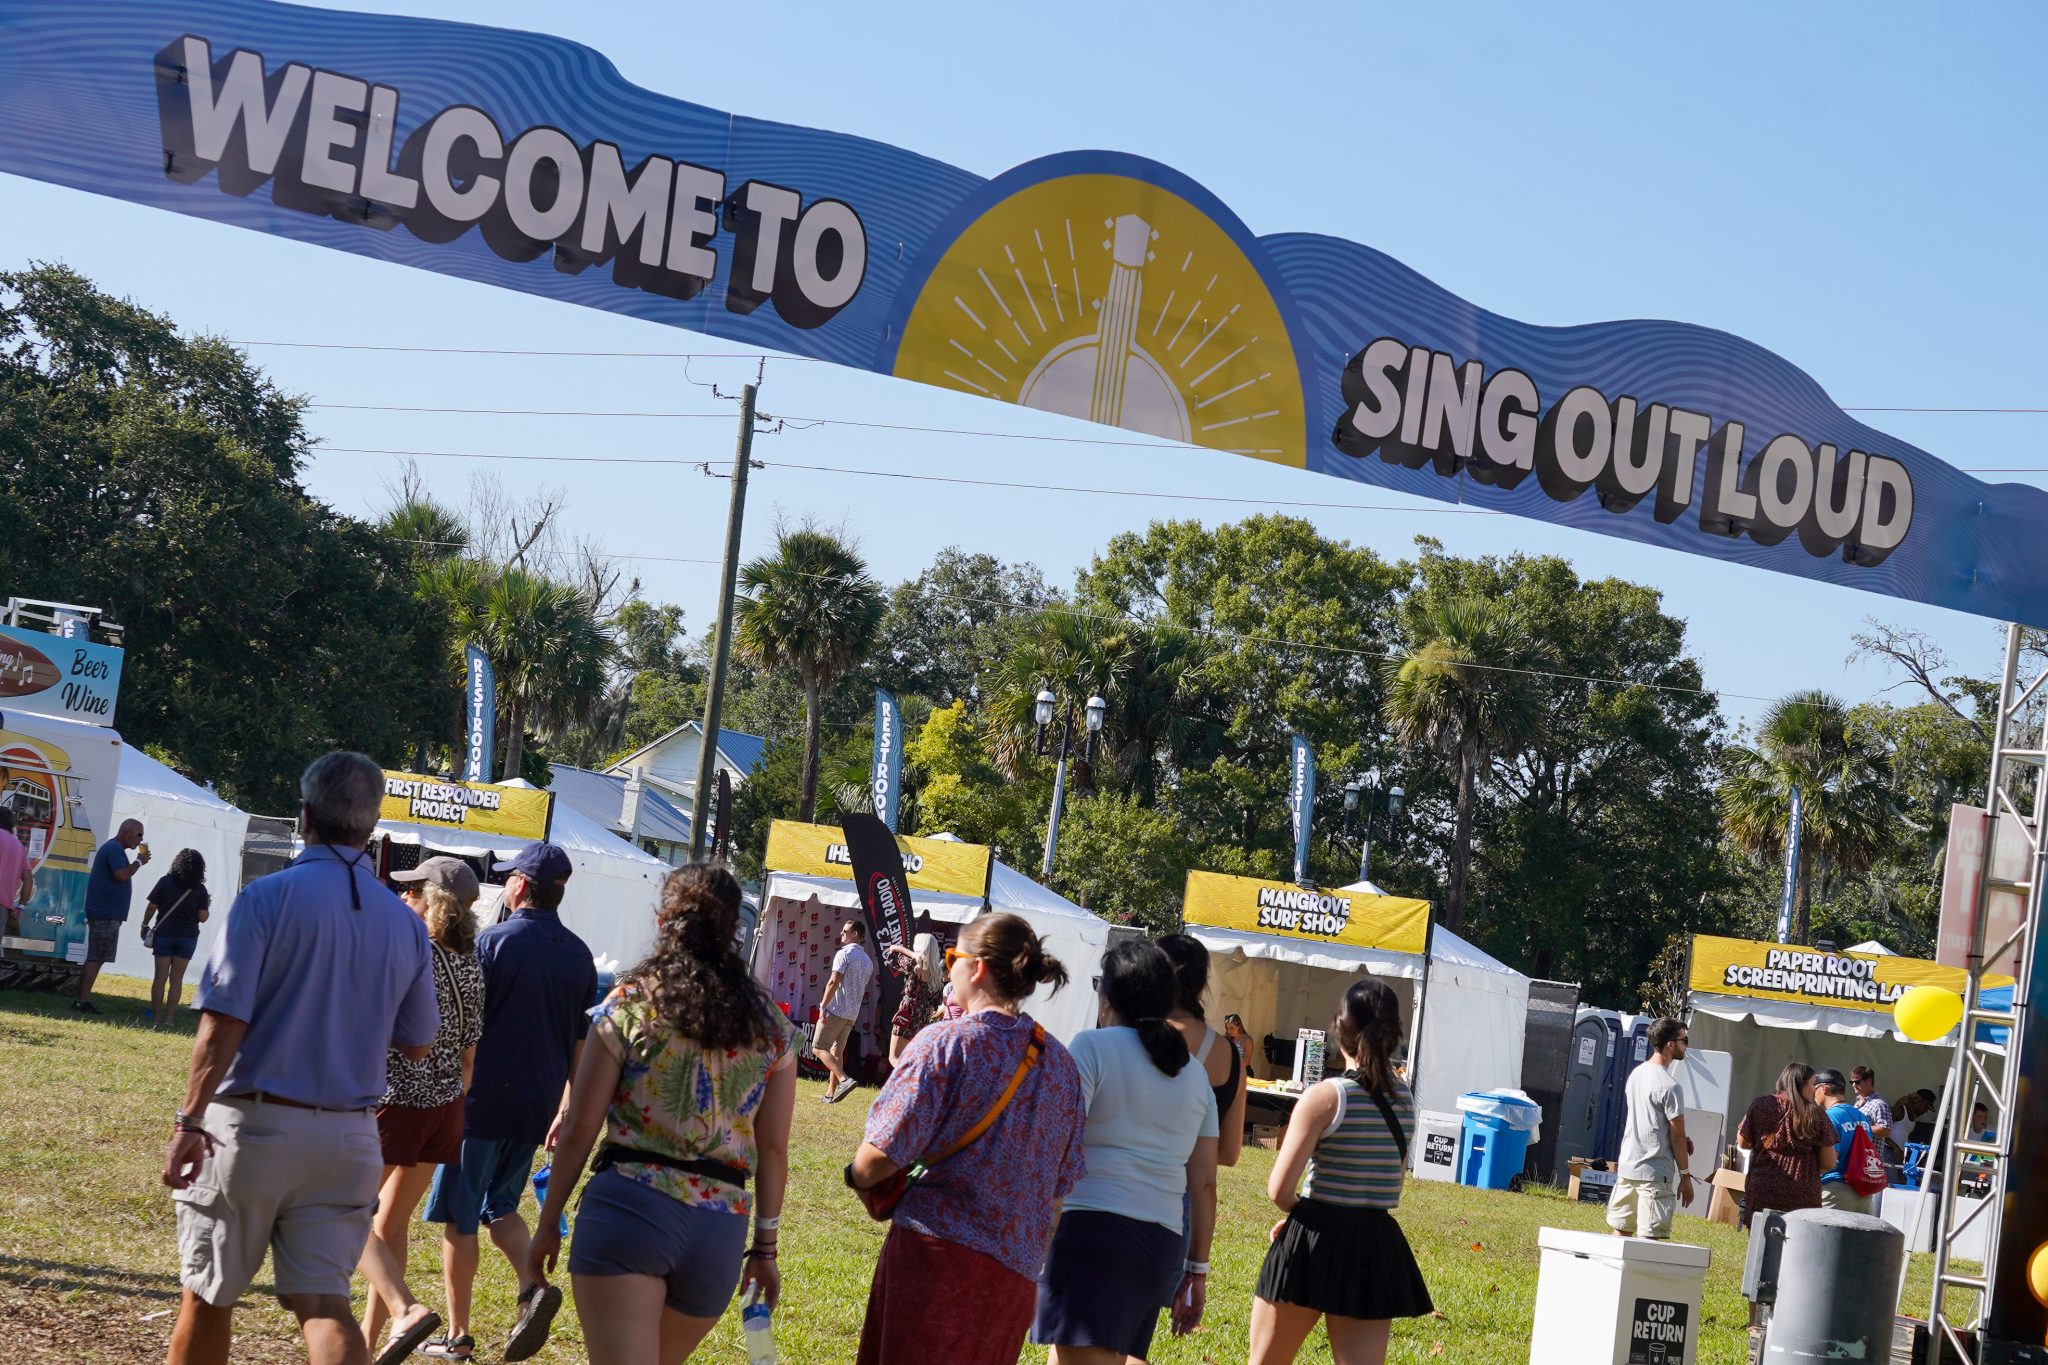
top-left (547, 763), bottom-right (697, 866)
top-left (602, 721), bottom-right (768, 822)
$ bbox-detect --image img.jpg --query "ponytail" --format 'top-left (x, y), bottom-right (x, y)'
top-left (957, 911), bottom-right (1067, 1004)
top-left (1099, 939), bottom-right (1189, 1077)
top-left (1155, 933), bottom-right (1211, 1019)
top-left (1334, 977), bottom-right (1402, 1095)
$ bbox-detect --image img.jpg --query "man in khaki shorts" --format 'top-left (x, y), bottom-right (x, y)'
top-left (815, 918), bottom-right (874, 1103)
top-left (161, 753), bottom-right (439, 1365)
top-left (1606, 1018), bottom-right (1694, 1240)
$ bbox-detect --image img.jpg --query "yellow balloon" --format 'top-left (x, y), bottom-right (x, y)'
top-left (2030, 1242), bottom-right (2048, 1308)
top-left (1894, 985), bottom-right (1964, 1042)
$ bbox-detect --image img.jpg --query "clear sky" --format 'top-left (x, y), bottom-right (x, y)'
top-left (5, 1), bottom-right (2043, 727)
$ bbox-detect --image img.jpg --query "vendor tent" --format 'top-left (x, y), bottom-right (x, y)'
top-left (105, 747), bottom-right (250, 984)
top-left (1182, 875), bottom-right (1531, 1116)
top-left (377, 779), bottom-right (667, 968)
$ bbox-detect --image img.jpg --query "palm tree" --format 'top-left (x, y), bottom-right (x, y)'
top-left (735, 526), bottom-right (885, 821)
top-left (1382, 596), bottom-right (1548, 934)
top-left (1719, 689), bottom-right (1900, 944)
top-left (380, 497), bottom-right (470, 567)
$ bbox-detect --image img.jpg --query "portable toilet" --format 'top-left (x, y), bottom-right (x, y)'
top-left (1598, 1014), bottom-right (1650, 1163)
top-left (1555, 1012), bottom-right (1613, 1173)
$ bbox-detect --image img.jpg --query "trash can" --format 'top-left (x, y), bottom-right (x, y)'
top-left (1530, 1226), bottom-right (1710, 1365)
top-left (1455, 1090), bottom-right (1543, 1190)
top-left (1412, 1110), bottom-right (1462, 1183)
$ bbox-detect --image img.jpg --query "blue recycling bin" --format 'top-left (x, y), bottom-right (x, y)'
top-left (1455, 1091), bottom-right (1544, 1191)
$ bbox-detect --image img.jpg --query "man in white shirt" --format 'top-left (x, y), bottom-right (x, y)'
top-left (816, 919), bottom-right (874, 1104)
top-left (1606, 1018), bottom-right (1693, 1240)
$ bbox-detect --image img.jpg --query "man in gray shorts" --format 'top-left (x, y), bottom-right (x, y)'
top-left (161, 752), bottom-right (440, 1365)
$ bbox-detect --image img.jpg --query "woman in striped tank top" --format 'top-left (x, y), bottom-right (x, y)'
top-left (1251, 979), bottom-right (1433, 1364)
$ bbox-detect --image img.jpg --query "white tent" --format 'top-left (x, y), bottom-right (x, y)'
top-left (106, 748), bottom-right (251, 983)
top-left (1186, 880), bottom-right (1531, 1117)
top-left (753, 849), bottom-right (1111, 1046)
top-left (377, 780), bottom-right (667, 969)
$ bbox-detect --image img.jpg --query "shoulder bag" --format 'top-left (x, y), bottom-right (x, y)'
top-left (847, 1022), bottom-right (1046, 1221)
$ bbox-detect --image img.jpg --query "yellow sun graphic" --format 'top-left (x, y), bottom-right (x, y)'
top-left (892, 173), bottom-right (1305, 467)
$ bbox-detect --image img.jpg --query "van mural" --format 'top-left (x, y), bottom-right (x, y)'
top-left (0, 711), bottom-right (121, 982)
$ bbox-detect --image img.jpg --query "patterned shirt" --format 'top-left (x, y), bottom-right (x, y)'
top-left (864, 1010), bottom-right (1087, 1280)
top-left (590, 984), bottom-right (796, 1216)
top-left (383, 945), bottom-right (486, 1110)
top-left (1301, 1074), bottom-right (1415, 1210)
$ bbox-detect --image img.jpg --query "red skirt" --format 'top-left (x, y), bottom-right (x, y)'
top-left (858, 1226), bottom-right (1035, 1365)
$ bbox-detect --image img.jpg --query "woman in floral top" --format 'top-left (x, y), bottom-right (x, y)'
top-left (883, 932), bottom-right (945, 1065)
top-left (531, 863), bottom-right (796, 1363)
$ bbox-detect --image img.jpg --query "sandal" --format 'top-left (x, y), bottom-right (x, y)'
top-left (503, 1283), bottom-right (562, 1363)
top-left (375, 1309), bottom-right (442, 1365)
top-left (417, 1335), bottom-right (473, 1362)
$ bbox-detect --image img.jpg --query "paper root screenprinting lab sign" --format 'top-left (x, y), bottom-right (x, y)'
top-left (1687, 933), bottom-right (2010, 1017)
top-left (380, 771), bottom-right (553, 842)
top-left (1182, 869), bottom-right (1430, 957)
top-left (764, 819), bottom-right (992, 900)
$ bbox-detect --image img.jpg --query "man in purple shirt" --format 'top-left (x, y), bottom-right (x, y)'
top-left (161, 752), bottom-right (439, 1365)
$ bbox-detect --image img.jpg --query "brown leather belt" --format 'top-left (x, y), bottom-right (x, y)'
top-left (220, 1090), bottom-right (371, 1115)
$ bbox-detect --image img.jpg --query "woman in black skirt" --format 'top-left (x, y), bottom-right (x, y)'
top-left (1252, 978), bottom-right (1433, 1365)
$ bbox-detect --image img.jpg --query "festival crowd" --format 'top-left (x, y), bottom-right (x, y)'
top-left (149, 751), bottom-right (1437, 1365)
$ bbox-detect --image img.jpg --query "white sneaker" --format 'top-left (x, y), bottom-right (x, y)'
top-left (830, 1077), bottom-right (858, 1103)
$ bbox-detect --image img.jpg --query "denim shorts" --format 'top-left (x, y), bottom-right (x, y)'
top-left (154, 934), bottom-right (200, 960)
top-left (567, 1170), bottom-right (748, 1317)
top-left (424, 1136), bottom-right (539, 1236)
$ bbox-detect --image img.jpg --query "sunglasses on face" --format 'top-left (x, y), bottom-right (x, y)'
top-left (944, 947), bottom-right (980, 973)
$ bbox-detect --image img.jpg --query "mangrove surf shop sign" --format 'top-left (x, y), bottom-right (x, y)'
top-left (380, 771), bottom-right (553, 842)
top-left (1687, 934), bottom-right (2011, 1017)
top-left (2, 0), bottom-right (2044, 623)
top-left (1182, 869), bottom-right (1429, 956)
top-left (764, 819), bottom-right (992, 900)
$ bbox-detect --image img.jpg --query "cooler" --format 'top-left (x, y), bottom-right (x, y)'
top-left (1456, 1090), bottom-right (1543, 1191)
top-left (1412, 1109), bottom-right (1461, 1183)
top-left (1530, 1226), bottom-right (1710, 1365)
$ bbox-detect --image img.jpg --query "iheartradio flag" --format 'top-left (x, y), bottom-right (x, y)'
top-left (839, 810), bottom-right (914, 960)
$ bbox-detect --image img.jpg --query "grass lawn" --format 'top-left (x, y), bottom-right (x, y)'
top-left (1, 976), bottom-right (1964, 1363)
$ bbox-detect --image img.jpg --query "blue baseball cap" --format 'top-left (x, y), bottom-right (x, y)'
top-left (494, 841), bottom-right (573, 883)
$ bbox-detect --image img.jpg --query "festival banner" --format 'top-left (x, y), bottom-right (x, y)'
top-left (0, 0), bottom-right (2043, 625)
top-left (1288, 734), bottom-right (1315, 886)
top-left (872, 689), bottom-right (902, 834)
top-left (0, 624), bottom-right (123, 727)
top-left (1182, 869), bottom-right (1429, 957)
top-left (764, 819), bottom-right (991, 899)
top-left (839, 811), bottom-right (913, 957)
top-left (380, 770), bottom-right (553, 842)
top-left (463, 645), bottom-right (494, 783)
top-left (1686, 933), bottom-right (2013, 1018)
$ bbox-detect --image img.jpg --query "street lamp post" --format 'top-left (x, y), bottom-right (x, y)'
top-left (1342, 772), bottom-right (1405, 885)
top-left (1037, 688), bottom-right (1106, 880)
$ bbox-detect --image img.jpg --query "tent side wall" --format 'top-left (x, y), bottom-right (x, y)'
top-left (104, 762), bottom-right (250, 986)
top-left (1413, 957), bottom-right (1531, 1118)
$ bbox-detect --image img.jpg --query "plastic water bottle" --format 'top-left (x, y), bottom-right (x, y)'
top-left (741, 1285), bottom-right (776, 1364)
top-left (530, 1164), bottom-right (570, 1236)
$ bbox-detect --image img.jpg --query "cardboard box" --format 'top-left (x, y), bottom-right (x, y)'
top-left (1250, 1124), bottom-right (1283, 1151)
top-left (1567, 1157), bottom-right (1617, 1204)
top-left (1708, 1166), bottom-right (1746, 1226)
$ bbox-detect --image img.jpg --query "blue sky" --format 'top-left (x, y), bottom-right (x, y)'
top-left (5, 1), bottom-right (2042, 727)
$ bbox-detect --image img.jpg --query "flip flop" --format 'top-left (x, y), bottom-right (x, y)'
top-left (417, 1334), bottom-right (472, 1362)
top-left (503, 1284), bottom-right (562, 1363)
top-left (375, 1310), bottom-right (442, 1365)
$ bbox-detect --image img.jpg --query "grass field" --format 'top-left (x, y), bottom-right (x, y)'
top-left (0, 976), bottom-right (1962, 1363)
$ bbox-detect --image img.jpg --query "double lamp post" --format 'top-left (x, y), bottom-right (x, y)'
top-left (1036, 688), bottom-right (1106, 880)
top-left (1341, 772), bottom-right (1404, 885)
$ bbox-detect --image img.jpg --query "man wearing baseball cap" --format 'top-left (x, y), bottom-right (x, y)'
top-left (421, 843), bottom-right (594, 1363)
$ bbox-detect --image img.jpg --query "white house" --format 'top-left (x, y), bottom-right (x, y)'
top-left (547, 763), bottom-right (697, 866)
top-left (603, 721), bottom-right (768, 820)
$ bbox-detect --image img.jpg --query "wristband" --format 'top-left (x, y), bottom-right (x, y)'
top-left (745, 1247), bottom-right (778, 1260)
top-left (1183, 1260), bottom-right (1209, 1276)
top-left (175, 1111), bottom-right (204, 1128)
top-left (754, 1215), bottom-right (780, 1231)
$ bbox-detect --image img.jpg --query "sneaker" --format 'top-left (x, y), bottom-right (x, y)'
top-left (503, 1283), bottom-right (562, 1363)
top-left (72, 1000), bottom-right (101, 1015)
top-left (830, 1076), bottom-right (858, 1104)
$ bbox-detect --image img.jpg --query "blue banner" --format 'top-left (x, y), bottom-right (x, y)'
top-left (1775, 786), bottom-right (1803, 943)
top-left (0, 623), bottom-right (123, 726)
top-left (2, 0), bottom-right (2044, 623)
top-left (872, 688), bottom-right (901, 833)
top-left (1289, 734), bottom-right (1316, 886)
top-left (463, 644), bottom-right (494, 783)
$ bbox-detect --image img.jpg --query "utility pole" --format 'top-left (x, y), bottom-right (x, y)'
top-left (688, 381), bottom-right (757, 860)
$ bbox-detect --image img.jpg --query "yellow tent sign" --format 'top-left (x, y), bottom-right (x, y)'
top-left (764, 820), bottom-right (992, 900)
top-left (380, 771), bottom-right (554, 842)
top-left (1688, 934), bottom-right (2013, 1016)
top-left (1182, 869), bottom-right (1430, 956)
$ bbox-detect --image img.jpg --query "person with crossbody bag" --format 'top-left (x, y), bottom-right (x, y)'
top-left (139, 849), bottom-right (212, 1029)
top-left (847, 912), bottom-right (1088, 1365)
top-left (1253, 979), bottom-right (1435, 1365)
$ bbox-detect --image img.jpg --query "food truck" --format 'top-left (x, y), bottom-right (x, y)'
top-left (0, 707), bottom-right (124, 992)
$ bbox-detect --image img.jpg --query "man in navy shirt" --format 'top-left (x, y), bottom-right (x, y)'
top-left (424, 842), bottom-right (594, 1363)
top-left (74, 817), bottom-right (148, 1014)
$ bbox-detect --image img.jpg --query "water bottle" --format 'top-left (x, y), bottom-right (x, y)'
top-left (530, 1164), bottom-right (570, 1236)
top-left (741, 1285), bottom-right (776, 1364)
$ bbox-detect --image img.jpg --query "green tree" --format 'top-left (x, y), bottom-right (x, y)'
top-left (1718, 690), bottom-right (1903, 945)
top-left (1382, 594), bottom-right (1548, 935)
top-left (1048, 794), bottom-right (1190, 934)
top-left (735, 525), bottom-right (885, 822)
top-left (868, 548), bottom-right (1055, 705)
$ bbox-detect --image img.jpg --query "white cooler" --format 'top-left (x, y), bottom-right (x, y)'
top-left (1412, 1109), bottom-right (1461, 1182)
top-left (1530, 1227), bottom-right (1710, 1365)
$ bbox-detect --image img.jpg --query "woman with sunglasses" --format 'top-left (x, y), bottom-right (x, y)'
top-left (1031, 938), bottom-right (1218, 1364)
top-left (1252, 978), bottom-right (1432, 1365)
top-left (848, 912), bottom-right (1087, 1365)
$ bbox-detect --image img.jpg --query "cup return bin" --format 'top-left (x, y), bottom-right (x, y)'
top-left (1530, 1226), bottom-right (1710, 1365)
top-left (1411, 1109), bottom-right (1462, 1183)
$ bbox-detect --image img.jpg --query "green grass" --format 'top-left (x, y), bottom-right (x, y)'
top-left (0, 976), bottom-right (1966, 1363)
